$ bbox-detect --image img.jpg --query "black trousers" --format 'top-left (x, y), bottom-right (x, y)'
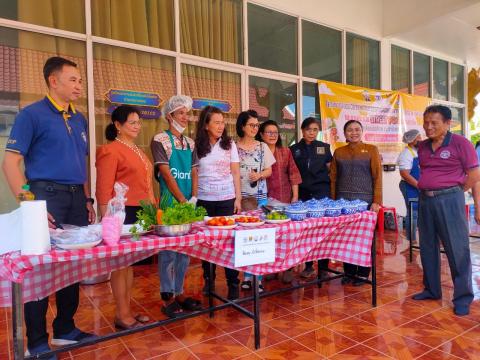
top-left (197, 199), bottom-right (239, 284)
top-left (26, 181), bottom-right (88, 348)
top-left (300, 187), bottom-right (330, 271)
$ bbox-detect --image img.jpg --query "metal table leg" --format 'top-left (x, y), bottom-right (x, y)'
top-left (252, 275), bottom-right (260, 350)
top-left (208, 262), bottom-right (214, 318)
top-left (371, 233), bottom-right (377, 307)
top-left (12, 282), bottom-right (24, 360)
top-left (409, 200), bottom-right (414, 263)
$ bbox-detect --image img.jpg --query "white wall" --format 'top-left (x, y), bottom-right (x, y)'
top-left (250, 0), bottom-right (384, 38)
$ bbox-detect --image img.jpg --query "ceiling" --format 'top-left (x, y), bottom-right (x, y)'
top-left (383, 0), bottom-right (480, 67)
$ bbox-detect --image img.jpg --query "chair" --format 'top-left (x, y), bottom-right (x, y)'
top-left (377, 206), bottom-right (398, 233)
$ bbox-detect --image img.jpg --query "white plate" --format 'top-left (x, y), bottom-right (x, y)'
top-left (264, 218), bottom-right (291, 224)
top-left (120, 224), bottom-right (151, 237)
top-left (207, 224), bottom-right (237, 230)
top-left (56, 239), bottom-right (102, 250)
top-left (237, 220), bottom-right (265, 227)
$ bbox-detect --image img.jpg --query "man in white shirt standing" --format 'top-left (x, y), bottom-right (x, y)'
top-left (397, 129), bottom-right (421, 241)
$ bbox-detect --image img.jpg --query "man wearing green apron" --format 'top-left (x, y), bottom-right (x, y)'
top-left (151, 95), bottom-right (201, 317)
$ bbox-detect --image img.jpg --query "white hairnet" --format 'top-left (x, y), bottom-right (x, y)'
top-left (162, 95), bottom-right (193, 116)
top-left (402, 129), bottom-right (420, 144)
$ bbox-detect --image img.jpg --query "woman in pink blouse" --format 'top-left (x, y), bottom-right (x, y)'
top-left (258, 120), bottom-right (302, 203)
top-left (258, 120), bottom-right (302, 283)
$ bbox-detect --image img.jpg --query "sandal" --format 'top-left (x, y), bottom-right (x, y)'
top-left (176, 297), bottom-right (202, 311)
top-left (241, 280), bottom-right (252, 290)
top-left (161, 301), bottom-right (184, 318)
top-left (114, 318), bottom-right (142, 331)
top-left (134, 314), bottom-right (150, 323)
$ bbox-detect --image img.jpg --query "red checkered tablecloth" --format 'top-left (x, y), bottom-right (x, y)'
top-left (0, 211), bottom-right (376, 307)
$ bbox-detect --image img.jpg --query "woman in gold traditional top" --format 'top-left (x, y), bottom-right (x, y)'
top-left (330, 119), bottom-right (382, 286)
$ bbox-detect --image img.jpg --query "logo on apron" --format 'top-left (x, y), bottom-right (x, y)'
top-left (316, 147), bottom-right (325, 155)
top-left (171, 168), bottom-right (191, 179)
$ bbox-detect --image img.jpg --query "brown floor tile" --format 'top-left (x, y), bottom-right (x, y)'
top-left (436, 334), bottom-right (480, 359)
top-left (71, 343), bottom-right (134, 360)
top-left (294, 327), bottom-right (357, 357)
top-left (323, 297), bottom-right (374, 316)
top-left (416, 348), bottom-right (463, 359)
top-left (69, 326), bottom-right (121, 356)
top-left (461, 325), bottom-right (480, 341)
top-left (329, 344), bottom-right (392, 359)
top-left (149, 348), bottom-right (198, 360)
top-left (417, 307), bottom-right (478, 333)
top-left (188, 334), bottom-right (252, 360)
top-left (230, 325), bottom-right (288, 348)
top-left (169, 317), bottom-right (225, 346)
top-left (380, 298), bottom-right (437, 319)
top-left (392, 320), bottom-right (457, 348)
top-left (364, 331), bottom-right (432, 358)
top-left (123, 330), bottom-right (184, 358)
top-left (356, 307), bottom-right (413, 330)
top-left (206, 310), bottom-right (255, 333)
top-left (254, 339), bottom-right (323, 360)
top-left (348, 289), bottom-right (398, 306)
top-left (295, 302), bottom-right (351, 326)
top-left (265, 313), bottom-right (321, 338)
top-left (326, 316), bottom-right (387, 342)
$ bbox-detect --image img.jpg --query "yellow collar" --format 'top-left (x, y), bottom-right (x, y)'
top-left (46, 94), bottom-right (76, 114)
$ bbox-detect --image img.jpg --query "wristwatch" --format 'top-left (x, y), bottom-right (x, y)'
top-left (86, 197), bottom-right (95, 205)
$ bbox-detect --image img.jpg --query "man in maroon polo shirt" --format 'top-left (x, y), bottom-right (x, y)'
top-left (412, 105), bottom-right (480, 316)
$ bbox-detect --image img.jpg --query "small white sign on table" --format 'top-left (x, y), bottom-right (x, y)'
top-left (234, 228), bottom-right (276, 267)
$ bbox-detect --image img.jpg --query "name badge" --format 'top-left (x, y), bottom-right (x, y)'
top-left (316, 147), bottom-right (325, 155)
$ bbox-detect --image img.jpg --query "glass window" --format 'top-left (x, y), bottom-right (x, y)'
top-left (302, 82), bottom-right (323, 141)
top-left (0, 0), bottom-right (85, 33)
top-left (92, 0), bottom-right (174, 51)
top-left (391, 45), bottom-right (410, 93)
top-left (181, 64), bottom-right (241, 139)
top-left (248, 3), bottom-right (297, 75)
top-left (450, 63), bottom-right (464, 103)
top-left (450, 106), bottom-right (464, 135)
top-left (180, 0), bottom-right (243, 64)
top-left (433, 58), bottom-right (448, 101)
top-left (93, 43), bottom-right (176, 201)
top-left (0, 27), bottom-right (87, 213)
top-left (249, 76), bottom-right (297, 146)
top-left (346, 33), bottom-right (380, 89)
top-left (413, 52), bottom-right (430, 97)
top-left (302, 20), bottom-right (341, 82)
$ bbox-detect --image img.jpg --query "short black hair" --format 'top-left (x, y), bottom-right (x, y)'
top-left (257, 120), bottom-right (282, 147)
top-left (343, 120), bottom-right (363, 134)
top-left (105, 105), bottom-right (141, 141)
top-left (423, 105), bottom-right (452, 122)
top-left (43, 56), bottom-right (78, 87)
top-left (236, 109), bottom-right (258, 137)
top-left (301, 117), bottom-right (320, 130)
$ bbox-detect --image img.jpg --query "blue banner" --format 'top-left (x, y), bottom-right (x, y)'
top-left (107, 105), bottom-right (161, 120)
top-left (192, 98), bottom-right (232, 113)
top-left (105, 89), bottom-right (161, 107)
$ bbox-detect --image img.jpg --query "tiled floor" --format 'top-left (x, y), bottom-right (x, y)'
top-left (3, 231), bottom-right (480, 359)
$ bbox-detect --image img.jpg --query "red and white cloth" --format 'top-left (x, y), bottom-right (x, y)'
top-left (0, 211), bottom-right (376, 307)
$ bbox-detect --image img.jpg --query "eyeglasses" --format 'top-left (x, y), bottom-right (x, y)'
top-left (246, 123), bottom-right (259, 129)
top-left (265, 131), bottom-right (278, 136)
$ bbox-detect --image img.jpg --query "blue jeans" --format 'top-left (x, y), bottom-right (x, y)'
top-left (399, 181), bottom-right (417, 241)
top-left (158, 250), bottom-right (189, 295)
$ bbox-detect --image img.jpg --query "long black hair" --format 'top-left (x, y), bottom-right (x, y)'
top-left (105, 105), bottom-right (141, 141)
top-left (195, 105), bottom-right (232, 159)
top-left (256, 120), bottom-right (282, 147)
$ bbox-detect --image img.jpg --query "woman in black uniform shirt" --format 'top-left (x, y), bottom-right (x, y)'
top-left (290, 117), bottom-right (332, 279)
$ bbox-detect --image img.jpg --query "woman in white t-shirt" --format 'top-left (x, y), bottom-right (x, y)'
top-left (195, 105), bottom-right (242, 300)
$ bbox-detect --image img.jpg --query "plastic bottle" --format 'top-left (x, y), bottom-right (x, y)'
top-left (17, 184), bottom-right (35, 202)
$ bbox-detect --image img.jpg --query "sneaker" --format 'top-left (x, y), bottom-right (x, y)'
top-left (25, 343), bottom-right (57, 360)
top-left (353, 277), bottom-right (369, 287)
top-left (51, 328), bottom-right (95, 346)
top-left (341, 276), bottom-right (353, 285)
top-left (454, 305), bottom-right (470, 316)
top-left (258, 283), bottom-right (264, 293)
top-left (300, 267), bottom-right (316, 279)
top-left (241, 280), bottom-right (252, 290)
